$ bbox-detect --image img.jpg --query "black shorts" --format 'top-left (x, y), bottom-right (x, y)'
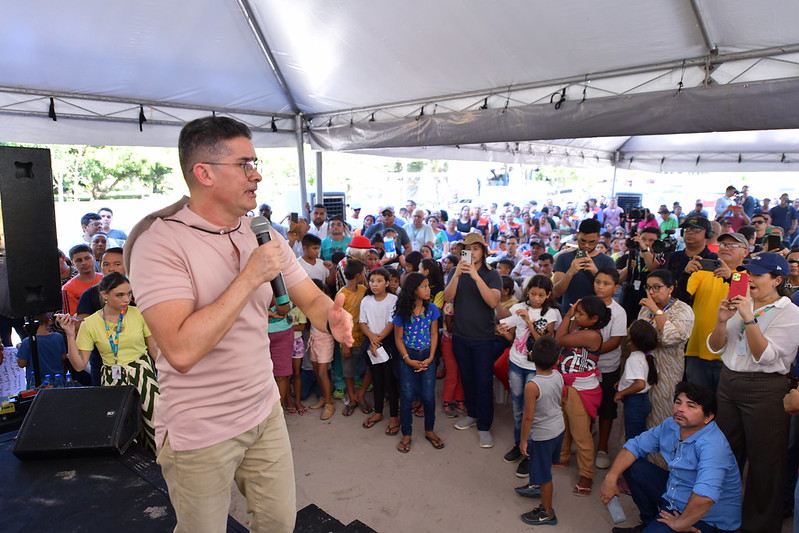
top-left (597, 367), bottom-right (622, 420)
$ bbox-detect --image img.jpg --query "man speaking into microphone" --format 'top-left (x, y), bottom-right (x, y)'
top-left (128, 116), bottom-right (354, 533)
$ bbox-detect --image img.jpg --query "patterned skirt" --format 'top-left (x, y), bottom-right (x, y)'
top-left (101, 354), bottom-right (159, 455)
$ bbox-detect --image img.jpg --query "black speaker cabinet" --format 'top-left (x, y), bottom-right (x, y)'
top-left (0, 145), bottom-right (62, 317)
top-left (13, 386), bottom-right (141, 460)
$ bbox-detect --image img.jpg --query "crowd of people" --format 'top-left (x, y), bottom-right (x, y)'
top-left (3, 133), bottom-right (799, 531)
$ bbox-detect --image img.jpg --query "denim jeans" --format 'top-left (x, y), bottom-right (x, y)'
top-left (399, 347), bottom-right (436, 436)
top-left (622, 393), bottom-right (651, 440)
top-left (684, 357), bottom-right (723, 392)
top-left (508, 360), bottom-right (536, 444)
top-left (624, 458), bottom-right (734, 532)
top-left (453, 335), bottom-right (496, 431)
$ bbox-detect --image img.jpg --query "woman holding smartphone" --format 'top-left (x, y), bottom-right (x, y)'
top-left (708, 252), bottom-right (799, 532)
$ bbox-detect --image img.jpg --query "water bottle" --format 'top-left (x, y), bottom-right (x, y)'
top-left (54, 373), bottom-right (64, 388)
top-left (607, 496), bottom-right (627, 524)
top-left (64, 372), bottom-right (76, 388)
top-left (42, 374), bottom-right (52, 388)
top-left (384, 236), bottom-right (397, 259)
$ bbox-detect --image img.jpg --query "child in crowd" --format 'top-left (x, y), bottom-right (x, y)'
top-left (496, 275), bottom-right (561, 477)
top-left (442, 254), bottom-right (459, 284)
top-left (299, 233), bottom-right (333, 284)
top-left (498, 275), bottom-right (519, 314)
top-left (386, 267), bottom-right (401, 295)
top-left (554, 295), bottom-right (611, 496)
top-left (16, 313), bottom-right (66, 388)
top-left (359, 268), bottom-right (400, 435)
top-left (268, 299), bottom-right (295, 413)
top-left (336, 260), bottom-right (370, 416)
top-left (592, 267), bottom-right (628, 469)
top-left (308, 279), bottom-right (336, 420)
top-left (440, 299), bottom-right (465, 417)
top-left (614, 319), bottom-right (659, 439)
top-left (393, 272), bottom-right (443, 453)
top-left (289, 305), bottom-right (308, 415)
top-left (420, 258), bottom-right (446, 380)
top-left (515, 336), bottom-right (565, 526)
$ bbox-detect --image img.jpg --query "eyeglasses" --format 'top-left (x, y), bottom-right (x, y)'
top-left (498, 240), bottom-right (507, 244)
top-left (683, 226), bottom-right (705, 233)
top-left (644, 284), bottom-right (666, 292)
top-left (200, 160), bottom-right (261, 178)
top-left (718, 242), bottom-right (747, 249)
top-left (577, 238), bottom-right (598, 246)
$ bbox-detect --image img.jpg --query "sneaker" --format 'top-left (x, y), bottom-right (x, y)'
top-left (443, 402), bottom-right (459, 418)
top-left (595, 450), bottom-right (611, 469)
top-left (520, 506), bottom-right (557, 526)
top-left (504, 445), bottom-right (522, 463)
top-left (478, 430), bottom-right (494, 448)
top-left (515, 456), bottom-right (529, 478)
top-left (332, 389), bottom-right (344, 400)
top-left (514, 483), bottom-right (540, 498)
top-left (454, 416), bottom-right (477, 430)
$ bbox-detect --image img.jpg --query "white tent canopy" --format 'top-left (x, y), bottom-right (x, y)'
top-left (2, 0), bottom-right (799, 171)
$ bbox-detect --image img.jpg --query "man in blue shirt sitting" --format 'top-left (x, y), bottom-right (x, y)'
top-left (600, 382), bottom-right (741, 533)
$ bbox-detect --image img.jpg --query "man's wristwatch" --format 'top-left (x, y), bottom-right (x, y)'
top-left (655, 309), bottom-right (664, 316)
top-left (743, 318), bottom-right (758, 326)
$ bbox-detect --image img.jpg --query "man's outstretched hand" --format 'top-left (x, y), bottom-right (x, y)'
top-left (328, 292), bottom-right (354, 347)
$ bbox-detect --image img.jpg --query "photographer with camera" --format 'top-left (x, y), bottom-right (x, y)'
top-left (616, 227), bottom-right (662, 324)
top-left (682, 232), bottom-right (749, 391)
top-left (666, 216), bottom-right (718, 304)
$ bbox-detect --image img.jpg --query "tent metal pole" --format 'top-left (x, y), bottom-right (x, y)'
top-left (295, 115), bottom-right (309, 219)
top-left (689, 0), bottom-right (717, 54)
top-left (610, 154), bottom-right (618, 199)
top-left (308, 43), bottom-right (799, 119)
top-left (316, 152), bottom-right (324, 207)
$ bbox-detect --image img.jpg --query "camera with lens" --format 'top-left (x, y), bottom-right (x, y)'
top-left (624, 207), bottom-right (646, 223)
top-left (651, 230), bottom-right (678, 255)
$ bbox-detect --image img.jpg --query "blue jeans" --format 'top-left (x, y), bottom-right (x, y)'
top-left (622, 393), bottom-right (651, 440)
top-left (508, 360), bottom-right (536, 444)
top-left (453, 335), bottom-right (496, 431)
top-left (399, 347), bottom-right (436, 436)
top-left (624, 458), bottom-right (733, 532)
top-left (684, 357), bottom-right (723, 392)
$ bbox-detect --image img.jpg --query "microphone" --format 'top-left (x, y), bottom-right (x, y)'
top-left (250, 216), bottom-right (290, 306)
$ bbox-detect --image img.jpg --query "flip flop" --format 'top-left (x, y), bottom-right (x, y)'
top-left (385, 424), bottom-right (400, 436)
top-left (285, 406), bottom-right (298, 414)
top-left (296, 405), bottom-right (307, 416)
top-left (397, 439), bottom-right (412, 453)
top-left (425, 435), bottom-right (445, 449)
top-left (360, 402), bottom-right (373, 414)
top-left (572, 485), bottom-right (592, 497)
top-left (342, 403), bottom-right (358, 417)
top-left (362, 416), bottom-right (383, 429)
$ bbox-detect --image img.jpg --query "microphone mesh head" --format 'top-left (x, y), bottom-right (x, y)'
top-left (250, 216), bottom-right (272, 235)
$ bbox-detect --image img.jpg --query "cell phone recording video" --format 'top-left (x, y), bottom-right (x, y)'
top-left (461, 249), bottom-right (472, 264)
top-left (699, 258), bottom-right (722, 272)
top-left (575, 250), bottom-right (587, 259)
top-left (766, 234), bottom-right (782, 251)
top-left (290, 212), bottom-right (298, 223)
top-left (728, 271), bottom-right (750, 299)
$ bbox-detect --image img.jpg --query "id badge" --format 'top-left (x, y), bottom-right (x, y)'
top-left (111, 365), bottom-right (122, 380)
top-left (633, 280), bottom-right (641, 291)
top-left (735, 336), bottom-right (748, 357)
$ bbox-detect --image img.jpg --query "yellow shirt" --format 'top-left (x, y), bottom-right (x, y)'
top-left (77, 306), bottom-right (152, 366)
top-left (685, 271), bottom-right (729, 361)
top-left (337, 285), bottom-right (367, 345)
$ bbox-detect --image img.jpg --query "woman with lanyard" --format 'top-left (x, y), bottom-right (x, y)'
top-left (636, 269), bottom-right (695, 439)
top-left (58, 272), bottom-right (159, 454)
top-left (708, 252), bottom-right (799, 532)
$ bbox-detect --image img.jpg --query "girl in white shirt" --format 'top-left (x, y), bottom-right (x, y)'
top-left (614, 320), bottom-right (659, 439)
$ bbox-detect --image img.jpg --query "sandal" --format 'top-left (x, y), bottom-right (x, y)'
top-left (295, 404), bottom-right (307, 416)
top-left (572, 485), bottom-right (592, 497)
top-left (425, 435), bottom-right (445, 449)
top-left (362, 415), bottom-right (383, 429)
top-left (360, 402), bottom-right (373, 414)
top-left (285, 406), bottom-right (298, 414)
top-left (397, 438), bottom-right (412, 453)
top-left (342, 403), bottom-right (358, 417)
top-left (385, 424), bottom-right (400, 436)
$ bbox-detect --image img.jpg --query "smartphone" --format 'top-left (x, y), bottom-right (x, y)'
top-left (699, 258), bottom-right (722, 272)
top-left (290, 212), bottom-right (298, 223)
top-left (728, 271), bottom-right (750, 299)
top-left (575, 250), bottom-right (587, 259)
top-left (461, 249), bottom-right (472, 264)
top-left (766, 234), bottom-right (782, 251)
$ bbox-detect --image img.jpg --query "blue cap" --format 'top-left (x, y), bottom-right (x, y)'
top-left (744, 252), bottom-right (790, 275)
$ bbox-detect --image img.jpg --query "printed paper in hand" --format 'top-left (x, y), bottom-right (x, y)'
top-left (369, 346), bottom-right (390, 364)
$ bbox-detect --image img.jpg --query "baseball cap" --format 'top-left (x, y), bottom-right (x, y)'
top-left (529, 238), bottom-right (545, 248)
top-left (717, 232), bottom-right (747, 246)
top-left (680, 216), bottom-right (711, 232)
top-left (381, 206), bottom-right (395, 215)
top-left (348, 235), bottom-right (372, 250)
top-left (695, 199), bottom-right (704, 205)
top-left (350, 203), bottom-right (361, 210)
top-left (744, 252), bottom-right (789, 275)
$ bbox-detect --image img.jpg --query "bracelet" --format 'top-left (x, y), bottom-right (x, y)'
top-left (403, 354), bottom-right (410, 360)
top-left (743, 318), bottom-right (758, 326)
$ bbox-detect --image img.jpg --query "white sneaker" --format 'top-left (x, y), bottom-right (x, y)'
top-left (478, 430), bottom-right (494, 448)
top-left (595, 450), bottom-right (611, 469)
top-left (454, 416), bottom-right (477, 430)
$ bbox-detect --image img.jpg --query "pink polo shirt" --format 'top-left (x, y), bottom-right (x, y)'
top-left (129, 206), bottom-right (308, 451)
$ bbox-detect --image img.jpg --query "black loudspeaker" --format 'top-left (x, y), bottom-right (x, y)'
top-left (616, 192), bottom-right (644, 213)
top-left (310, 191), bottom-right (347, 219)
top-left (13, 386), bottom-right (141, 459)
top-left (0, 146), bottom-right (61, 317)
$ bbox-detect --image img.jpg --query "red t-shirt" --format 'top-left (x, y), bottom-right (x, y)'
top-left (61, 273), bottom-right (103, 314)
